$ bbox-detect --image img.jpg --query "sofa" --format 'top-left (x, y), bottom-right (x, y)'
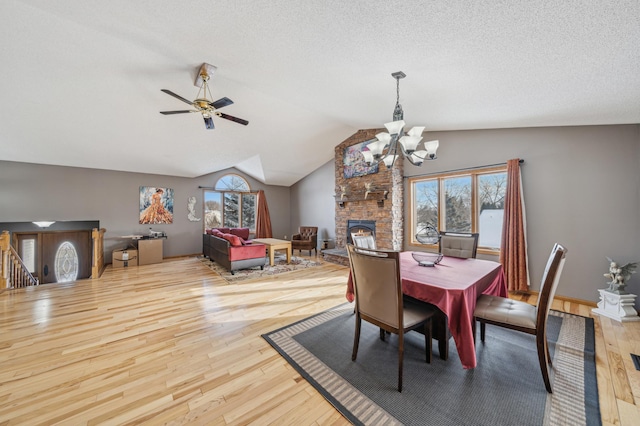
top-left (203, 228), bottom-right (267, 274)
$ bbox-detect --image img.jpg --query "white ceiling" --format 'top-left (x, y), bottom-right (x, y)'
top-left (1, 1), bottom-right (639, 186)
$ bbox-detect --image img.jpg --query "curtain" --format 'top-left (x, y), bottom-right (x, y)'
top-left (255, 190), bottom-right (273, 238)
top-left (499, 158), bottom-right (530, 291)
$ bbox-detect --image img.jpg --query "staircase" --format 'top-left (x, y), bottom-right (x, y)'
top-left (1, 228), bottom-right (106, 289)
top-left (1, 230), bottom-right (39, 289)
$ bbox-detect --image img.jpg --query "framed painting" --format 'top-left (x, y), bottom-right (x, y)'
top-left (343, 141), bottom-right (378, 179)
top-left (139, 186), bottom-right (174, 224)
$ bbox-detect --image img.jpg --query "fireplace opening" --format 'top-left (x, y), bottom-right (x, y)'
top-left (346, 220), bottom-right (376, 245)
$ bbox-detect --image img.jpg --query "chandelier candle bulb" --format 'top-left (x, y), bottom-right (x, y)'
top-left (410, 150), bottom-right (428, 166)
top-left (399, 135), bottom-right (423, 154)
top-left (384, 120), bottom-right (405, 135)
top-left (383, 155), bottom-right (399, 167)
top-left (359, 72), bottom-right (439, 168)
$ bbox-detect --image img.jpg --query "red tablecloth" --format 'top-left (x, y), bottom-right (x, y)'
top-left (345, 252), bottom-right (507, 369)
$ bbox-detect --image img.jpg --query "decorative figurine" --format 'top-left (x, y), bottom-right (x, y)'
top-left (603, 257), bottom-right (637, 294)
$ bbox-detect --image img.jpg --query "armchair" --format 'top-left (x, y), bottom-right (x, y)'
top-left (291, 226), bottom-right (318, 255)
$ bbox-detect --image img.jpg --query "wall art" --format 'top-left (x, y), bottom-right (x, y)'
top-left (343, 141), bottom-right (378, 179)
top-left (139, 186), bottom-right (174, 224)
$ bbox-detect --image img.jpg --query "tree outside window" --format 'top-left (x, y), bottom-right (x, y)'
top-left (409, 166), bottom-right (507, 252)
top-left (204, 174), bottom-right (256, 232)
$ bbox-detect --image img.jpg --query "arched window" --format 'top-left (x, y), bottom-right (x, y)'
top-left (204, 174), bottom-right (257, 231)
top-left (54, 241), bottom-right (79, 282)
top-left (215, 174), bottom-right (250, 191)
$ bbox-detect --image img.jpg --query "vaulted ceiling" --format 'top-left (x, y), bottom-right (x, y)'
top-left (2, 1), bottom-right (639, 186)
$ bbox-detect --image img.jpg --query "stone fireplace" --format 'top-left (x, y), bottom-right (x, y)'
top-left (322, 129), bottom-right (404, 266)
top-left (346, 220), bottom-right (376, 244)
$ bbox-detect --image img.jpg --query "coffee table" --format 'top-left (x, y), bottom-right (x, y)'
top-left (252, 238), bottom-right (292, 266)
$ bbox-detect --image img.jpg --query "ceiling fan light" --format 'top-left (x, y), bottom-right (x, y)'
top-left (424, 140), bottom-right (439, 159)
top-left (384, 120), bottom-right (405, 135)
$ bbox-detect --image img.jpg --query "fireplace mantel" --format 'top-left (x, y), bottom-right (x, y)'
top-left (331, 129), bottom-right (404, 252)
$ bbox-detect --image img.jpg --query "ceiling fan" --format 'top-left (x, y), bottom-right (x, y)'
top-left (160, 63), bottom-right (249, 130)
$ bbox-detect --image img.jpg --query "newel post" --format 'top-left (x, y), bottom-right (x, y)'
top-left (1, 230), bottom-right (10, 288)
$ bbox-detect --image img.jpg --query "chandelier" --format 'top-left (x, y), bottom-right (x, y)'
top-left (361, 71), bottom-right (439, 167)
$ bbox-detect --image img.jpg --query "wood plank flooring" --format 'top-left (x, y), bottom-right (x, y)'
top-left (1, 255), bottom-right (638, 425)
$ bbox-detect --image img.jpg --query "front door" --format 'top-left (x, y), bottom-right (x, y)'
top-left (40, 231), bottom-right (92, 284)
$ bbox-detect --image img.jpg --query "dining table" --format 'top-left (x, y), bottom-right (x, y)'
top-left (345, 251), bottom-right (507, 369)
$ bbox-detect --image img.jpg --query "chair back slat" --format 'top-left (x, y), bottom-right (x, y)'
top-left (347, 244), bottom-right (402, 329)
top-left (535, 243), bottom-right (568, 330)
top-left (351, 234), bottom-right (377, 250)
top-left (439, 232), bottom-right (479, 258)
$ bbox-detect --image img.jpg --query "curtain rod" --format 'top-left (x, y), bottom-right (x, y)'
top-left (403, 159), bottom-right (524, 179)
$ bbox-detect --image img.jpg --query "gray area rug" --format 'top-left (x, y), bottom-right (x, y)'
top-left (263, 304), bottom-right (600, 426)
top-left (198, 255), bottom-right (321, 283)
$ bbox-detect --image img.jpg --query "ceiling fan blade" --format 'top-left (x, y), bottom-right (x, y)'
top-left (210, 97), bottom-right (234, 109)
top-left (161, 89), bottom-right (193, 105)
top-left (204, 116), bottom-right (215, 130)
top-left (159, 110), bottom-right (195, 115)
top-left (219, 113), bottom-right (249, 126)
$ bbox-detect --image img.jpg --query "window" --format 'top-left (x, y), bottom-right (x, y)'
top-left (409, 165), bottom-right (507, 252)
top-left (54, 241), bottom-right (79, 282)
top-left (20, 237), bottom-right (36, 273)
top-left (204, 174), bottom-right (257, 231)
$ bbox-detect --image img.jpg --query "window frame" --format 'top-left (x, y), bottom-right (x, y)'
top-left (203, 174), bottom-right (257, 232)
top-left (408, 165), bottom-right (507, 255)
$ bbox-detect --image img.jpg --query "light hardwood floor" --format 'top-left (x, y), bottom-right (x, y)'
top-left (1, 255), bottom-right (638, 425)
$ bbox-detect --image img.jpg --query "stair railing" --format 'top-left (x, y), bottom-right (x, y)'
top-left (1, 230), bottom-right (39, 289)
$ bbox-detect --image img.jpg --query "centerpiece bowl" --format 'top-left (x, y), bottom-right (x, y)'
top-left (411, 252), bottom-right (443, 267)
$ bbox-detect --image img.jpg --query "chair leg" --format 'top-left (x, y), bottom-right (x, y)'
top-left (398, 333), bottom-right (404, 392)
top-left (536, 333), bottom-right (553, 393)
top-left (424, 320), bottom-right (432, 364)
top-left (352, 315), bottom-right (361, 361)
top-left (480, 321), bottom-right (486, 342)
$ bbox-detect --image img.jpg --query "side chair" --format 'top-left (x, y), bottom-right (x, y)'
top-left (439, 231), bottom-right (479, 259)
top-left (473, 243), bottom-right (568, 393)
top-left (351, 232), bottom-right (376, 250)
top-left (346, 244), bottom-right (436, 392)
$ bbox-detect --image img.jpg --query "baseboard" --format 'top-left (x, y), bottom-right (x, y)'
top-left (510, 290), bottom-right (598, 308)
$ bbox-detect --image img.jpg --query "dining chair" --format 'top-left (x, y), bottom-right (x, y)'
top-left (473, 243), bottom-right (567, 393)
top-left (439, 231), bottom-right (479, 258)
top-left (346, 244), bottom-right (436, 392)
top-left (351, 232), bottom-right (376, 250)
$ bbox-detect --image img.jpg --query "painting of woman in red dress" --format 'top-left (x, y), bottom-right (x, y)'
top-left (139, 187), bottom-right (174, 224)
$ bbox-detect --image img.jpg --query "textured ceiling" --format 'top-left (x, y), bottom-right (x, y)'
top-left (1, 1), bottom-right (639, 186)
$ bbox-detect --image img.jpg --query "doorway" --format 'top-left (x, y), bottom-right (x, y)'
top-left (16, 231), bottom-right (92, 284)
